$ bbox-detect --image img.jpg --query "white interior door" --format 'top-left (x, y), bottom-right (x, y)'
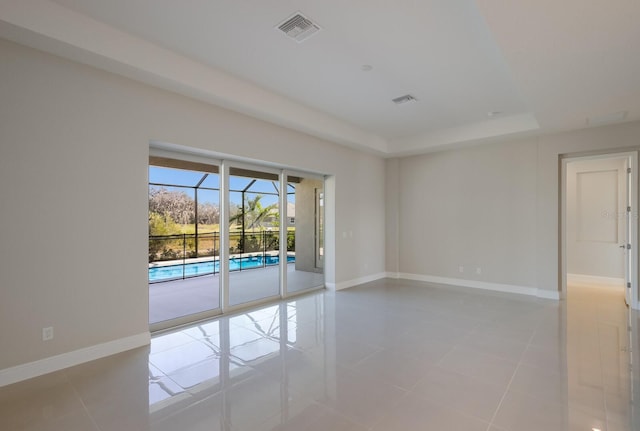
top-left (563, 152), bottom-right (638, 309)
top-left (566, 158), bottom-right (626, 281)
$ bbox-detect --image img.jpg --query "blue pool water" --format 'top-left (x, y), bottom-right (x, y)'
top-left (149, 255), bottom-right (295, 282)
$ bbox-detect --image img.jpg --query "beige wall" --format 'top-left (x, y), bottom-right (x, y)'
top-left (385, 158), bottom-right (400, 273)
top-left (388, 121), bottom-right (640, 296)
top-left (0, 39), bottom-right (386, 370)
top-left (391, 139), bottom-right (539, 287)
top-left (566, 158), bottom-right (626, 278)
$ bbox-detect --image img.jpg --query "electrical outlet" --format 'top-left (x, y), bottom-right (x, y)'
top-left (476, 267), bottom-right (482, 275)
top-left (42, 327), bottom-right (54, 341)
top-left (458, 266), bottom-right (464, 273)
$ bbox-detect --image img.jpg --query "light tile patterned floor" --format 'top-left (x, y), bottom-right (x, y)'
top-left (1, 278), bottom-right (638, 430)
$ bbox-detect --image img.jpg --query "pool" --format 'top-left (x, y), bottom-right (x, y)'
top-left (149, 255), bottom-right (295, 282)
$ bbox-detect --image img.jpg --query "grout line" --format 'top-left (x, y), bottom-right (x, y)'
top-left (484, 328), bottom-right (537, 431)
top-left (364, 389), bottom-right (412, 431)
top-left (349, 344), bottom-right (385, 369)
top-left (596, 297), bottom-right (613, 430)
top-left (68, 375), bottom-right (104, 431)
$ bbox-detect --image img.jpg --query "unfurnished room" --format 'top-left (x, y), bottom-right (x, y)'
top-left (1, 1), bottom-right (639, 430)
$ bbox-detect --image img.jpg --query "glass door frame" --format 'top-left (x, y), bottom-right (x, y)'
top-left (221, 160), bottom-right (284, 314)
top-left (282, 169), bottom-right (327, 298)
top-left (148, 150), bottom-right (224, 333)
top-left (149, 149), bottom-right (327, 332)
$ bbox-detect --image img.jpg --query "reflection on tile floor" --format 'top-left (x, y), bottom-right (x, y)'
top-left (1, 278), bottom-right (639, 430)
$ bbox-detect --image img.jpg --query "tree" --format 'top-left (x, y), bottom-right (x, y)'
top-left (197, 202), bottom-right (219, 225)
top-left (149, 186), bottom-right (220, 227)
top-left (148, 186), bottom-right (195, 225)
top-left (148, 211), bottom-right (181, 236)
top-left (229, 194), bottom-right (278, 231)
top-left (148, 212), bottom-right (183, 261)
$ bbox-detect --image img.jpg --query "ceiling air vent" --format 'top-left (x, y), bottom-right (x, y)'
top-left (392, 94), bottom-right (418, 105)
top-left (277, 12), bottom-right (321, 43)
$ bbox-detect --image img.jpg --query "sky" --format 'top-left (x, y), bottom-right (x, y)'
top-left (149, 166), bottom-right (293, 207)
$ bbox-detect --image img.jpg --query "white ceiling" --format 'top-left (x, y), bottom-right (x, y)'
top-left (1, 0), bottom-right (639, 155)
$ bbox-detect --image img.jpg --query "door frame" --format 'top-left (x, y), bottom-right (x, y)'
top-left (282, 169), bottom-right (327, 296)
top-left (560, 151), bottom-right (639, 309)
top-left (149, 144), bottom-right (329, 332)
top-left (221, 160), bottom-right (284, 313)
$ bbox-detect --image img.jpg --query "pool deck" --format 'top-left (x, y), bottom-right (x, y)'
top-left (149, 264), bottom-right (324, 325)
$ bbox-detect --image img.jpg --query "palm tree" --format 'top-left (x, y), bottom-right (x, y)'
top-left (229, 194), bottom-right (278, 253)
top-left (230, 194), bottom-right (278, 231)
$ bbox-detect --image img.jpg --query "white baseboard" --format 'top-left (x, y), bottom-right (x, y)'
top-left (567, 273), bottom-right (625, 289)
top-left (0, 332), bottom-right (150, 387)
top-left (325, 272), bottom-right (388, 291)
top-left (536, 289), bottom-right (561, 300)
top-left (394, 273), bottom-right (560, 300)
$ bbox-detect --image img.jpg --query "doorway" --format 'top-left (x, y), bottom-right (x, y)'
top-left (227, 166), bottom-right (282, 307)
top-left (148, 153), bottom-right (327, 331)
top-left (148, 157), bottom-right (222, 328)
top-left (285, 174), bottom-right (325, 295)
top-left (561, 152), bottom-right (638, 308)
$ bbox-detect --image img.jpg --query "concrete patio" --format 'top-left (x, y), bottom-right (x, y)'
top-left (149, 264), bottom-right (324, 324)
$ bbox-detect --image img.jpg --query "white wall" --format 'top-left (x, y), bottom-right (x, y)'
top-left (388, 121), bottom-right (640, 298)
top-left (566, 158), bottom-right (626, 278)
top-left (0, 39), bottom-right (386, 372)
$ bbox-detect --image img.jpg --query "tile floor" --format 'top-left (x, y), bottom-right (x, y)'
top-left (1, 278), bottom-right (639, 430)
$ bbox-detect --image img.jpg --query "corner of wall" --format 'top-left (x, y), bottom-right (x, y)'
top-left (326, 272), bottom-right (388, 291)
top-left (385, 158), bottom-right (401, 273)
top-left (323, 175), bottom-right (336, 286)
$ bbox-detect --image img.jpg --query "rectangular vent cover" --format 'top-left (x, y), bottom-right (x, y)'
top-left (277, 13), bottom-right (321, 43)
top-left (392, 94), bottom-right (418, 105)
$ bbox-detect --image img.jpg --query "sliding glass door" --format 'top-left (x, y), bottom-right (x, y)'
top-left (227, 166), bottom-right (281, 307)
top-left (285, 174), bottom-right (325, 294)
top-left (149, 155), bottom-right (326, 330)
top-left (148, 158), bottom-right (221, 328)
